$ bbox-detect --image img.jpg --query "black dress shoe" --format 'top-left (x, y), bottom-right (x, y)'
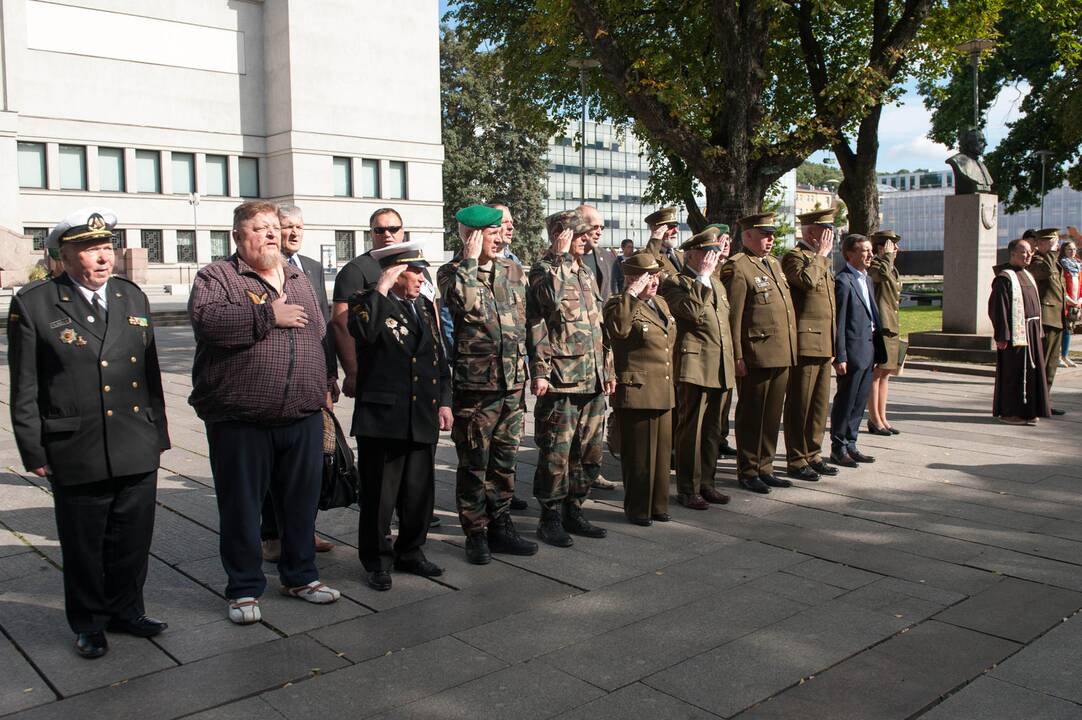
top-left (429, 514), bottom-right (442, 528)
top-left (651, 513), bottom-right (671, 522)
top-left (107, 615), bottom-right (167, 637)
top-left (809, 460), bottom-right (839, 476)
top-left (465, 533), bottom-right (491, 565)
top-left (509, 495), bottom-right (529, 511)
top-left (760, 474), bottom-right (792, 488)
top-left (718, 443), bottom-right (738, 457)
top-left (628, 516), bottom-right (652, 526)
top-left (787, 466), bottom-right (820, 482)
top-left (867, 423), bottom-right (892, 436)
top-left (1051, 408), bottom-right (1066, 416)
top-left (887, 426), bottom-right (901, 435)
top-left (829, 452), bottom-right (857, 468)
top-left (394, 557), bottom-right (444, 578)
top-left (76, 631), bottom-right (108, 659)
top-left (849, 449), bottom-right (876, 463)
top-left (367, 571), bottom-right (392, 591)
top-left (700, 486), bottom-right (731, 504)
top-left (739, 476), bottom-right (770, 494)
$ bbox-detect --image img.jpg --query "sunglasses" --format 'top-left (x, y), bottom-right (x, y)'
top-left (372, 226), bottom-right (402, 235)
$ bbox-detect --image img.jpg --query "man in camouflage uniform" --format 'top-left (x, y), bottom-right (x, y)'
top-left (438, 205), bottom-right (538, 565)
top-left (527, 209), bottom-right (615, 547)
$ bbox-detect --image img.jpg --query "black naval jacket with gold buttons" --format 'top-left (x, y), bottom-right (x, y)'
top-left (347, 289), bottom-right (451, 444)
top-left (7, 274), bottom-right (170, 485)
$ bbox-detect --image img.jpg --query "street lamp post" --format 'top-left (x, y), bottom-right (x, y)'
top-left (1036, 150), bottom-right (1053, 227)
top-left (188, 193), bottom-right (200, 283)
top-left (566, 58), bottom-right (600, 205)
top-left (954, 38), bottom-right (996, 128)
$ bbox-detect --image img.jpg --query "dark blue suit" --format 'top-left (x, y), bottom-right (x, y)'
top-left (830, 265), bottom-right (886, 455)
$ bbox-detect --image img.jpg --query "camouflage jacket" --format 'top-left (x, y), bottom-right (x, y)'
top-left (437, 256), bottom-right (529, 392)
top-left (527, 249), bottom-right (613, 394)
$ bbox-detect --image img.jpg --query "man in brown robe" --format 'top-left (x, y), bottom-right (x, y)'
top-left (989, 238), bottom-right (1051, 424)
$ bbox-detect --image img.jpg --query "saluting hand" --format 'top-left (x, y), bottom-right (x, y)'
top-left (552, 229), bottom-right (573, 255)
top-left (271, 294), bottom-right (309, 328)
top-left (699, 250), bottom-right (720, 278)
top-left (463, 229), bottom-right (483, 260)
top-left (817, 228), bottom-right (835, 257)
top-left (376, 264), bottom-right (408, 296)
top-left (626, 272), bottom-right (651, 298)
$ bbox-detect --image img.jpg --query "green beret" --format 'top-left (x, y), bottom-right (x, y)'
top-left (704, 223), bottom-right (730, 235)
top-left (455, 204), bottom-right (503, 229)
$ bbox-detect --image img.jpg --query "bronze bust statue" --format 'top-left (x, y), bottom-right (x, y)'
top-left (946, 129), bottom-right (993, 195)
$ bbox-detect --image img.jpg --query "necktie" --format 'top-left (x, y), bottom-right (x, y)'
top-left (91, 293), bottom-right (106, 324)
top-left (289, 255), bottom-right (301, 270)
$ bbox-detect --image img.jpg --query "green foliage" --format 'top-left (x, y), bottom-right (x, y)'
top-left (797, 161), bottom-right (842, 189)
top-left (440, 24), bottom-right (551, 263)
top-left (921, 1), bottom-right (1082, 212)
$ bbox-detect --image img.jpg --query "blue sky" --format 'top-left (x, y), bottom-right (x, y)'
top-left (437, 2), bottom-right (1021, 173)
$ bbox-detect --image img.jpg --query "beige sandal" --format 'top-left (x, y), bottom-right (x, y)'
top-left (228, 597), bottom-right (261, 624)
top-left (280, 580), bottom-right (340, 604)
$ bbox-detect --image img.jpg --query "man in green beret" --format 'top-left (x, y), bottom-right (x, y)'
top-left (527, 209), bottom-right (615, 547)
top-left (781, 207), bottom-right (839, 482)
top-left (1028, 228), bottom-right (1067, 413)
top-left (438, 205), bottom-right (538, 564)
top-left (720, 212), bottom-right (798, 494)
top-left (661, 227), bottom-right (736, 509)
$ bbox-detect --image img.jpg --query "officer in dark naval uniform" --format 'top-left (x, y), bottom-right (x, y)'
top-left (348, 240), bottom-right (452, 591)
top-left (7, 208), bottom-right (170, 659)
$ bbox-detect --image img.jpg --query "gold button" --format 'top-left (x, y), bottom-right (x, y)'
top-left (411, 358), bottom-right (416, 364)
top-left (132, 381), bottom-right (139, 388)
top-left (130, 356), bottom-right (137, 363)
top-left (106, 410), bottom-right (114, 417)
top-left (133, 406), bottom-right (140, 412)
top-left (432, 379), bottom-right (437, 385)
top-left (413, 376), bottom-right (419, 382)
top-left (411, 395), bottom-right (417, 401)
top-left (103, 385), bottom-right (111, 392)
top-left (432, 399), bottom-right (437, 405)
top-left (665, 375), bottom-right (670, 380)
top-left (101, 360), bottom-right (108, 367)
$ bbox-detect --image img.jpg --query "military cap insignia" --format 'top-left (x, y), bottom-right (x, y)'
top-left (87, 213), bottom-right (107, 232)
top-left (127, 316), bottom-right (149, 327)
top-left (246, 290), bottom-right (269, 305)
top-left (74, 335), bottom-right (87, 347)
top-left (59, 328), bottom-right (76, 344)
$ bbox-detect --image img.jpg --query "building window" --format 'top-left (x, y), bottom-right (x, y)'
top-left (136, 150), bottom-right (161, 193)
top-left (176, 230), bottom-right (196, 263)
top-left (59, 145), bottom-right (87, 190)
top-left (24, 227), bottom-right (48, 251)
top-left (361, 158), bottom-right (380, 198)
top-left (335, 230), bottom-right (355, 260)
top-left (142, 229), bottom-right (163, 263)
top-left (18, 142), bottom-right (46, 188)
top-left (210, 230), bottom-right (231, 260)
top-left (333, 157), bottom-right (352, 197)
top-left (387, 161), bottom-right (407, 200)
top-left (239, 157), bottom-right (259, 197)
top-left (112, 229), bottom-right (127, 251)
top-left (99, 147), bottom-right (125, 192)
top-left (206, 155), bottom-right (228, 196)
top-left (172, 152), bottom-right (195, 194)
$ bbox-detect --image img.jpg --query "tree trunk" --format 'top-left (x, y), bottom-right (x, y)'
top-left (834, 103), bottom-right (883, 236)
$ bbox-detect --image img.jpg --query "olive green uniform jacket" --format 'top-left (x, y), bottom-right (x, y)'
top-left (660, 269), bottom-right (736, 389)
top-left (603, 292), bottom-right (677, 410)
top-left (781, 245), bottom-right (836, 358)
top-left (720, 251), bottom-right (798, 369)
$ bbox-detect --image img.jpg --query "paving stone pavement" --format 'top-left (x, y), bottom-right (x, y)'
top-left (1, 325), bottom-right (1081, 719)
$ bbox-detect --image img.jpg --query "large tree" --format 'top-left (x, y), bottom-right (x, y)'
top-left (921, 2), bottom-right (1082, 212)
top-left (452, 0), bottom-right (937, 234)
top-left (440, 24), bottom-right (550, 262)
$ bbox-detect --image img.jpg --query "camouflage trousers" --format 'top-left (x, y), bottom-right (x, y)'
top-left (452, 389), bottom-right (526, 535)
top-left (533, 391), bottom-right (606, 509)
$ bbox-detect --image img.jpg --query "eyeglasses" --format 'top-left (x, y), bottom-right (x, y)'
top-left (372, 226), bottom-right (402, 235)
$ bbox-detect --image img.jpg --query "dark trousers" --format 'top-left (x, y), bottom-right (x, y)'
top-left (207, 413), bottom-right (322, 599)
top-left (1044, 325), bottom-right (1063, 393)
top-left (356, 437), bottom-right (434, 573)
top-left (673, 382), bottom-right (723, 494)
top-left (51, 471), bottom-right (157, 633)
top-left (830, 360), bottom-right (874, 455)
top-left (619, 408), bottom-right (672, 520)
top-left (735, 366), bottom-right (790, 479)
top-left (784, 356), bottom-right (833, 469)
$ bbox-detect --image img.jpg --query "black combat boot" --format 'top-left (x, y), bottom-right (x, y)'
top-left (536, 507), bottom-right (573, 548)
top-left (488, 513), bottom-right (538, 556)
top-left (561, 502), bottom-right (607, 538)
top-left (465, 532), bottom-right (491, 565)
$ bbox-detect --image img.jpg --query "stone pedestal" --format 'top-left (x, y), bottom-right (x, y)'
top-left (122, 248), bottom-right (149, 285)
top-left (942, 193), bottom-right (998, 335)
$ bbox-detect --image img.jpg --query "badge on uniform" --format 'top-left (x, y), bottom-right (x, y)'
top-left (641, 323), bottom-right (649, 335)
top-left (59, 328), bottom-right (76, 344)
top-left (352, 305), bottom-right (369, 323)
top-left (127, 316), bottom-right (148, 327)
top-left (48, 317), bottom-right (71, 329)
top-left (74, 336), bottom-right (87, 347)
top-left (245, 290), bottom-right (269, 305)
top-left (8, 313), bottom-right (20, 324)
top-left (754, 275), bottom-right (770, 289)
top-left (385, 317), bottom-right (409, 344)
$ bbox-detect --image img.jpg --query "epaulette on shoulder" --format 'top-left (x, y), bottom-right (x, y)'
top-left (16, 277), bottom-right (52, 296)
top-left (109, 275), bottom-right (143, 290)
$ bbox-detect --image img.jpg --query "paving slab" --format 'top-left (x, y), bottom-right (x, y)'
top-left (0, 631), bottom-right (55, 715)
top-left (261, 636), bottom-right (505, 719)
top-left (183, 696), bottom-right (289, 720)
top-left (991, 614), bottom-right (1082, 705)
top-left (7, 635), bottom-right (348, 720)
top-left (933, 577), bottom-right (1082, 643)
top-left (782, 557), bottom-right (881, 590)
top-left (920, 676), bottom-right (1082, 720)
top-left (550, 683), bottom-right (722, 720)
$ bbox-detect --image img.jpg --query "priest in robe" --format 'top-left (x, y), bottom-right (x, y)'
top-left (989, 237), bottom-right (1051, 424)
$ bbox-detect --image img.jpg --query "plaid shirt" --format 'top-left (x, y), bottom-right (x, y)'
top-left (188, 254), bottom-right (330, 424)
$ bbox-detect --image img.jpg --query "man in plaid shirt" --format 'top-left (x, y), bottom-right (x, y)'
top-left (189, 201), bottom-right (341, 625)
